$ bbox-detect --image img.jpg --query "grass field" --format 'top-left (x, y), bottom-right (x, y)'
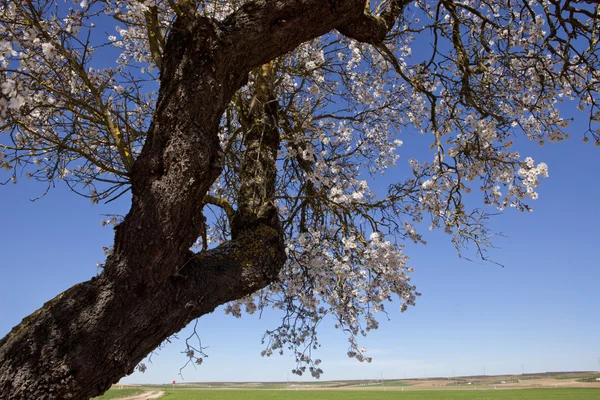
top-left (96, 388), bottom-right (600, 400)
top-left (91, 388), bottom-right (143, 399)
top-left (162, 389), bottom-right (600, 399)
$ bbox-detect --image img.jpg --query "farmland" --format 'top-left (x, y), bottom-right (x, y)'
top-left (96, 388), bottom-right (600, 400)
top-left (95, 372), bottom-right (600, 400)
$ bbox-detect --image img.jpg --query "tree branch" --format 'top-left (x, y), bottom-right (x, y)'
top-left (0, 222), bottom-right (285, 399)
top-left (337, 0), bottom-right (412, 43)
top-left (204, 194), bottom-right (235, 221)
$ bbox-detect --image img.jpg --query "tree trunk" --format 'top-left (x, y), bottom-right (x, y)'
top-left (0, 1), bottom-right (376, 398)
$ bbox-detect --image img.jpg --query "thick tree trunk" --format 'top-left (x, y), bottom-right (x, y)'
top-left (0, 1), bottom-right (380, 398)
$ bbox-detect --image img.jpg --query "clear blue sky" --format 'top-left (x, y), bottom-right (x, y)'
top-left (1, 126), bottom-right (598, 383)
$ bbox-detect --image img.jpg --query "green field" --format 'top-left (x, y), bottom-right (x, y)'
top-left (91, 388), bottom-right (143, 399)
top-left (96, 388), bottom-right (600, 400)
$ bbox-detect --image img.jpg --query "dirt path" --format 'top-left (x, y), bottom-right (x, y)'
top-left (119, 391), bottom-right (164, 400)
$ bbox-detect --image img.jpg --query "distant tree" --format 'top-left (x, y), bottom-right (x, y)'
top-left (0, 0), bottom-right (598, 398)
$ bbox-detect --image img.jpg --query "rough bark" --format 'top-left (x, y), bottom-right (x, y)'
top-left (0, 1), bottom-right (405, 398)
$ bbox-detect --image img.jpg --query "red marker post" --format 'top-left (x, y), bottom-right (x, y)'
top-left (172, 380), bottom-right (176, 390)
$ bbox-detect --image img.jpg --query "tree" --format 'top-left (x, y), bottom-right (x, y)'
top-left (0, 0), bottom-right (598, 397)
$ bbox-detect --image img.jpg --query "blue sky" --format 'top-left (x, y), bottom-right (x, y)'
top-left (1, 127), bottom-right (599, 383)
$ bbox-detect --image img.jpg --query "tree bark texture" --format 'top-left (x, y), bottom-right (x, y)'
top-left (0, 1), bottom-right (401, 398)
